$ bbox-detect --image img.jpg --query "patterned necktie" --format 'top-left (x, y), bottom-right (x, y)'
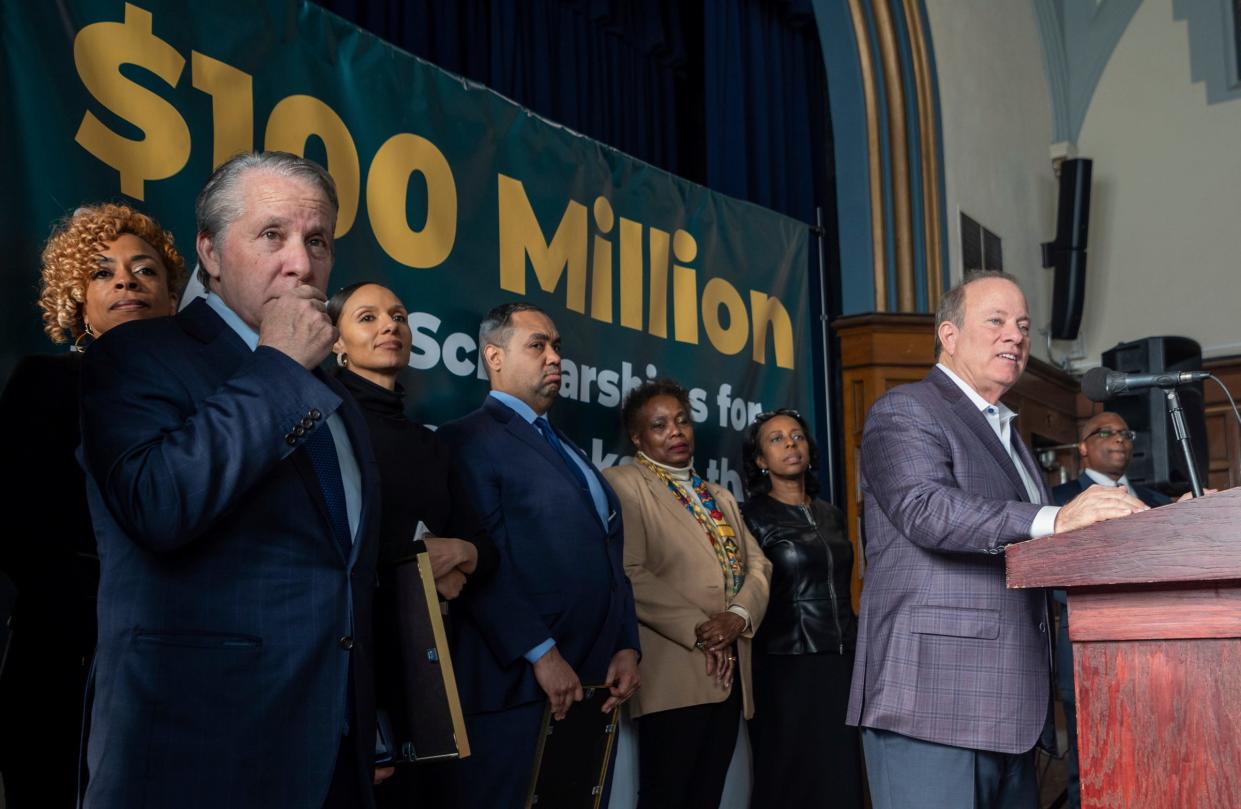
top-left (305, 422), bottom-right (352, 558)
top-left (534, 416), bottom-right (592, 494)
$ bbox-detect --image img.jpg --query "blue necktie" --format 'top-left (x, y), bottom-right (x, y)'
top-left (305, 422), bottom-right (352, 558)
top-left (534, 417), bottom-right (592, 495)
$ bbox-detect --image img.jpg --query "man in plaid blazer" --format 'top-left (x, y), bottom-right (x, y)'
top-left (847, 271), bottom-right (1147, 809)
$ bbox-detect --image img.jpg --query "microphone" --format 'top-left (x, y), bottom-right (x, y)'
top-left (1081, 366), bottom-right (1210, 401)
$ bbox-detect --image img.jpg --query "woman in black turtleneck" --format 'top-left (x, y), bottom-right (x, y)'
top-left (327, 281), bottom-right (497, 806)
top-left (740, 409), bottom-right (863, 809)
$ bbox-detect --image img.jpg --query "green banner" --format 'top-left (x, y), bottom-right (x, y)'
top-left (2, 0), bottom-right (813, 496)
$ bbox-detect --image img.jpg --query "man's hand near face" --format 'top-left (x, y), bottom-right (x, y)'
top-left (258, 285), bottom-right (337, 369)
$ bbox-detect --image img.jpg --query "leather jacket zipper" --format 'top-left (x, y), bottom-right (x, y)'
top-left (800, 504), bottom-right (845, 654)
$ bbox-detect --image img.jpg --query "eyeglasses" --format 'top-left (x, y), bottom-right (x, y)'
top-left (1084, 428), bottom-right (1136, 442)
top-left (755, 408), bottom-right (802, 421)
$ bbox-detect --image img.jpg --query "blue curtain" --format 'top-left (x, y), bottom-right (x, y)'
top-left (702, 0), bottom-right (841, 496)
top-left (313, 0), bottom-right (693, 177)
top-left (704, 0), bottom-right (832, 223)
top-left (312, 1), bottom-right (835, 228)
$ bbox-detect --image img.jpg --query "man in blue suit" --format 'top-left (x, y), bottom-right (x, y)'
top-left (437, 302), bottom-right (641, 808)
top-left (1050, 410), bottom-right (1172, 809)
top-left (1051, 412), bottom-right (1172, 510)
top-left (79, 152), bottom-right (383, 808)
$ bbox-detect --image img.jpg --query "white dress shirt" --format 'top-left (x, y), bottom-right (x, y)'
top-left (1083, 467), bottom-right (1129, 489)
top-left (936, 363), bottom-right (1060, 538)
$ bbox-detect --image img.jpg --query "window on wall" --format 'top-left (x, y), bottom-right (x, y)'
top-left (960, 212), bottom-right (1003, 273)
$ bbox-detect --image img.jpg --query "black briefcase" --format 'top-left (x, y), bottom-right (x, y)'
top-left (524, 686), bottom-right (620, 809)
top-left (375, 540), bottom-right (470, 764)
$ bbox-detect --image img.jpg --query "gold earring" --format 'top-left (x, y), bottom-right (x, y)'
top-left (72, 320), bottom-right (96, 353)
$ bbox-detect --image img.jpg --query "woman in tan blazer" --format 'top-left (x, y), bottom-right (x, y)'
top-left (603, 379), bottom-right (770, 809)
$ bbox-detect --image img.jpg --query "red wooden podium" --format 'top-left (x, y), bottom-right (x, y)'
top-left (1006, 488), bottom-right (1241, 808)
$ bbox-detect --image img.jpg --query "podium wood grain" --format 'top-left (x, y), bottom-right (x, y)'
top-left (1006, 488), bottom-right (1241, 809)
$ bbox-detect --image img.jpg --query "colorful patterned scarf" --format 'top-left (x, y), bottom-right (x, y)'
top-left (636, 453), bottom-right (745, 595)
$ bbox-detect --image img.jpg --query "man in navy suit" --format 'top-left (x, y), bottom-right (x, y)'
top-left (437, 302), bottom-right (641, 808)
top-left (1051, 412), bottom-right (1172, 510)
top-left (849, 272), bottom-right (1148, 809)
top-left (1050, 411), bottom-right (1172, 809)
top-left (79, 152), bottom-right (383, 808)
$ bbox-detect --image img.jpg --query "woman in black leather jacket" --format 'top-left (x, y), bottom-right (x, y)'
top-left (740, 409), bottom-right (863, 809)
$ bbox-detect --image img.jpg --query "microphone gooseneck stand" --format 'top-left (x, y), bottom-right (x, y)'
top-left (1163, 386), bottom-right (1205, 498)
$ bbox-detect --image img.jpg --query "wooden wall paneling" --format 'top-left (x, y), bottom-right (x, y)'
top-left (1204, 356), bottom-right (1241, 490)
top-left (1004, 359), bottom-right (1080, 489)
top-left (833, 314), bottom-right (934, 611)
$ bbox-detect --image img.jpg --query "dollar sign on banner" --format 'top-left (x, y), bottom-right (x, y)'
top-left (73, 3), bottom-right (190, 200)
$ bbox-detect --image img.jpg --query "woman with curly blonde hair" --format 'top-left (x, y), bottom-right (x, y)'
top-left (37, 201), bottom-right (184, 346)
top-left (0, 202), bottom-right (183, 807)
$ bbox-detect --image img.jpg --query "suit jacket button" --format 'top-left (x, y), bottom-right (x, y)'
top-left (285, 434), bottom-right (297, 446)
top-left (310, 409), bottom-right (323, 421)
top-left (293, 425), bottom-right (306, 437)
top-left (301, 416), bottom-right (315, 429)
top-left (339, 635), bottom-right (354, 650)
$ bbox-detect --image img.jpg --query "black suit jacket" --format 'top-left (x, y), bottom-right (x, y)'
top-left (1051, 472), bottom-right (1172, 508)
top-left (0, 353), bottom-right (97, 805)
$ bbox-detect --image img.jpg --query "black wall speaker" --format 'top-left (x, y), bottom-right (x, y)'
top-left (1100, 336), bottom-right (1207, 494)
top-left (1042, 158), bottom-right (1092, 340)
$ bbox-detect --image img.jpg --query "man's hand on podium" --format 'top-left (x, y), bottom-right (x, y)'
top-left (1054, 484), bottom-right (1149, 534)
top-left (1175, 488), bottom-right (1220, 502)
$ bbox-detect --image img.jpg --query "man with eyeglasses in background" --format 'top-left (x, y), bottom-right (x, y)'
top-left (1052, 411), bottom-right (1173, 512)
top-left (1050, 410), bottom-right (1177, 809)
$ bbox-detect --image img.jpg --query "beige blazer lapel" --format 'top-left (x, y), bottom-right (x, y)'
top-left (636, 464), bottom-right (722, 566)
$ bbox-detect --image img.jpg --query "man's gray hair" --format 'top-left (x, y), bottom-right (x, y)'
top-left (934, 270), bottom-right (1023, 358)
top-left (194, 151), bottom-right (338, 285)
